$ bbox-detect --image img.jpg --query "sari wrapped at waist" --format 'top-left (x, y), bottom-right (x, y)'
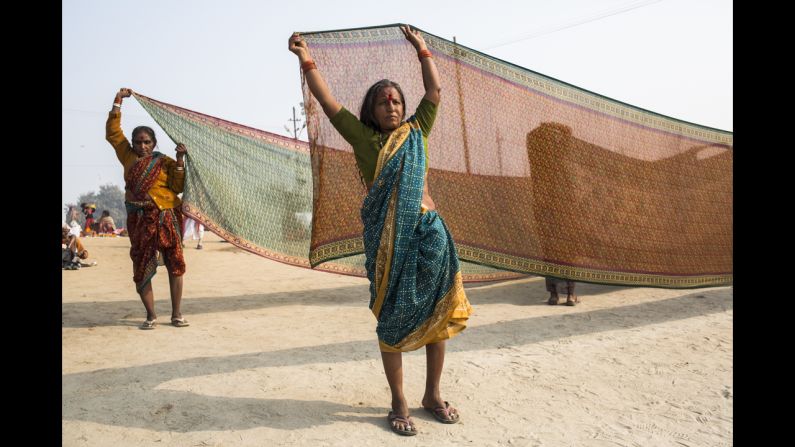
top-left (123, 152), bottom-right (186, 291)
top-left (362, 121), bottom-right (472, 352)
top-left (125, 199), bottom-right (185, 291)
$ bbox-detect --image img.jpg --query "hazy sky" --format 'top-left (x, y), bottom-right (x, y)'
top-left (62, 0), bottom-right (732, 218)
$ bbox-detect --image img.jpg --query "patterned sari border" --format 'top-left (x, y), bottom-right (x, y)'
top-left (373, 122), bottom-right (412, 183)
top-left (456, 244), bottom-right (731, 288)
top-left (182, 203), bottom-right (311, 267)
top-left (184, 204), bottom-right (369, 277)
top-left (308, 236), bottom-right (365, 268)
top-left (425, 36), bottom-right (731, 145)
top-left (457, 266), bottom-right (525, 282)
top-left (302, 25), bottom-right (731, 145)
top-left (301, 25), bottom-right (402, 44)
top-left (135, 93), bottom-right (311, 154)
top-left (379, 271), bottom-right (470, 352)
top-left (372, 181), bottom-right (400, 319)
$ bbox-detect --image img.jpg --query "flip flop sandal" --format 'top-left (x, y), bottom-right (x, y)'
top-left (140, 319), bottom-right (157, 330)
top-left (171, 317), bottom-right (190, 327)
top-left (387, 411), bottom-right (417, 436)
top-left (424, 401), bottom-right (460, 424)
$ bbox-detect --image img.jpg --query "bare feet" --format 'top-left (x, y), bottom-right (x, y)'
top-left (547, 291), bottom-right (559, 305)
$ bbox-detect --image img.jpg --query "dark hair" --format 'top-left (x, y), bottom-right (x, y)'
top-left (102, 210), bottom-right (110, 217)
top-left (132, 126), bottom-right (157, 146)
top-left (359, 79), bottom-right (406, 132)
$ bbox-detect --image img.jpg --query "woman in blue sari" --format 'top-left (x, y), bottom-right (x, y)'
top-left (289, 26), bottom-right (472, 436)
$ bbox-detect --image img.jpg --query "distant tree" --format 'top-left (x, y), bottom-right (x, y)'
top-left (74, 183), bottom-right (127, 228)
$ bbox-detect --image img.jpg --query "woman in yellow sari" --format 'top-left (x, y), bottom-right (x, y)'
top-left (289, 26), bottom-right (472, 436)
top-left (106, 88), bottom-right (190, 330)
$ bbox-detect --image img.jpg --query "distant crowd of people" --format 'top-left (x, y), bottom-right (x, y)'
top-left (67, 203), bottom-right (125, 237)
top-left (62, 203), bottom-right (207, 276)
top-left (62, 204), bottom-right (122, 270)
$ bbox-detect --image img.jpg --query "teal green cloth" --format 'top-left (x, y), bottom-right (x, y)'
top-left (362, 125), bottom-right (460, 347)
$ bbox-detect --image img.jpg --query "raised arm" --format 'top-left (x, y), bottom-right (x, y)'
top-left (401, 25), bottom-right (441, 105)
top-left (106, 88), bottom-right (137, 165)
top-left (112, 88), bottom-right (132, 112)
top-left (106, 87), bottom-right (132, 144)
top-left (288, 33), bottom-right (342, 118)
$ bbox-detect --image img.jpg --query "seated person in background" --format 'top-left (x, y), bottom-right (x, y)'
top-left (98, 210), bottom-right (116, 234)
top-left (62, 223), bottom-right (96, 269)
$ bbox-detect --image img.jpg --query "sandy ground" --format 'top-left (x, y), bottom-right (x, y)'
top-left (62, 233), bottom-right (732, 446)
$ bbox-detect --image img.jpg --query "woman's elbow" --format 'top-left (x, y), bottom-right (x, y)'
top-left (426, 87), bottom-right (441, 104)
top-left (321, 101), bottom-right (342, 119)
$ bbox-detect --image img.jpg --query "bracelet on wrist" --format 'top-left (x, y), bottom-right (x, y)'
top-left (418, 49), bottom-right (432, 60)
top-left (301, 60), bottom-right (317, 74)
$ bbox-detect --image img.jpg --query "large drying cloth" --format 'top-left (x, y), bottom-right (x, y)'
top-left (300, 24), bottom-right (732, 288)
top-left (133, 93), bottom-right (521, 281)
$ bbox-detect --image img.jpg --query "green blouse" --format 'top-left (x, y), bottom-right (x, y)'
top-left (329, 98), bottom-right (437, 183)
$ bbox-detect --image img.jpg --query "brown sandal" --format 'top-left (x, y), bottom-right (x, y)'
top-left (424, 401), bottom-right (460, 424)
top-left (387, 411), bottom-right (417, 436)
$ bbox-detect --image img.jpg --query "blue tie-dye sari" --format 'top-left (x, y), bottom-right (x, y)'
top-left (362, 121), bottom-right (472, 352)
